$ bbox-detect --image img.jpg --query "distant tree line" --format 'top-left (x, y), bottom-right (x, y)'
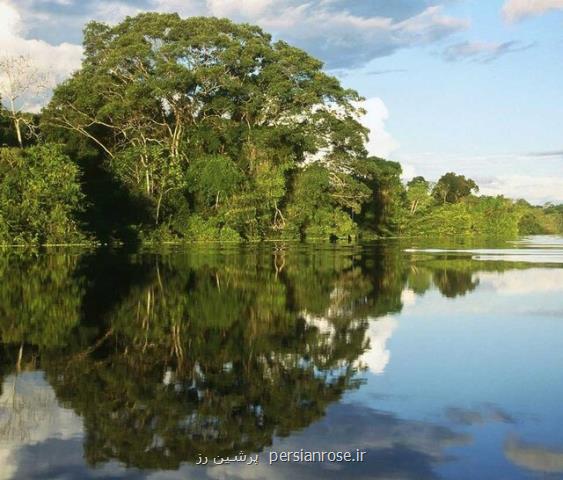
top-left (1, 13), bottom-right (561, 245)
top-left (402, 174), bottom-right (563, 237)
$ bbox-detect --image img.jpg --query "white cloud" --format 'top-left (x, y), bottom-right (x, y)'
top-left (394, 5), bottom-right (466, 36)
top-left (395, 151), bottom-right (563, 204)
top-left (400, 163), bottom-right (417, 180)
top-left (361, 97), bottom-right (400, 158)
top-left (479, 174), bottom-right (563, 204)
top-left (503, 0), bottom-right (563, 21)
top-left (89, 2), bottom-right (145, 24)
top-left (143, 2), bottom-right (468, 69)
top-left (5, 1), bottom-right (470, 69)
top-left (274, 5), bottom-right (468, 69)
top-left (206, 0), bottom-right (275, 18)
top-left (0, 0), bottom-right (82, 112)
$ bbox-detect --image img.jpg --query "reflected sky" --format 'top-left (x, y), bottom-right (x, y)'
top-left (0, 373), bottom-right (83, 480)
top-left (0, 236), bottom-right (562, 479)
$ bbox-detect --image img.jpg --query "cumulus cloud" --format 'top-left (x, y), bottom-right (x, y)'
top-left (6, 0), bottom-right (468, 70)
top-left (442, 40), bottom-right (534, 63)
top-left (0, 1), bottom-right (82, 75)
top-left (259, 4), bottom-right (469, 69)
top-left (503, 0), bottom-right (563, 22)
top-left (0, 0), bottom-right (82, 111)
top-left (361, 97), bottom-right (400, 159)
top-left (206, 0), bottom-right (275, 18)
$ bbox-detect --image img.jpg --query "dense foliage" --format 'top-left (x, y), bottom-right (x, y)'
top-left (41, 13), bottom-right (373, 242)
top-left (0, 13), bottom-right (561, 245)
top-left (401, 175), bottom-right (563, 238)
top-left (0, 103), bottom-right (19, 147)
top-left (0, 145), bottom-right (86, 244)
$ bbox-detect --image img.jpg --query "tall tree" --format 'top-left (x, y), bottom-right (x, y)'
top-left (406, 176), bottom-right (431, 214)
top-left (43, 14), bottom-right (367, 230)
top-left (432, 172), bottom-right (479, 204)
top-left (356, 157), bottom-right (405, 235)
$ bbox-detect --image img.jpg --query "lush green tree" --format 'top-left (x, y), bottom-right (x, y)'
top-left (0, 13), bottom-right (545, 243)
top-left (43, 13), bottom-right (367, 237)
top-left (0, 145), bottom-right (87, 245)
top-left (403, 172), bottom-right (525, 238)
top-left (468, 196), bottom-right (520, 236)
top-left (432, 172), bottom-right (479, 205)
top-left (543, 203), bottom-right (563, 233)
top-left (406, 202), bottom-right (475, 236)
top-left (405, 197), bottom-right (522, 238)
top-left (186, 155), bottom-right (244, 210)
top-left (406, 176), bottom-right (432, 215)
top-left (284, 164), bottom-right (367, 239)
top-left (356, 157), bottom-right (405, 236)
top-left (517, 200), bottom-right (563, 235)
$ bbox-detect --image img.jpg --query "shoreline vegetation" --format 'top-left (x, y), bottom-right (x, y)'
top-left (1, 13), bottom-right (562, 247)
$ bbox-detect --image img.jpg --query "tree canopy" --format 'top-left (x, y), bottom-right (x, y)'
top-left (432, 172), bottom-right (479, 205)
top-left (42, 13), bottom-right (371, 240)
top-left (0, 13), bottom-right (561, 245)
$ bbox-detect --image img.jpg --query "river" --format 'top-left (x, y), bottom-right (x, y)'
top-left (1, 236), bottom-right (562, 479)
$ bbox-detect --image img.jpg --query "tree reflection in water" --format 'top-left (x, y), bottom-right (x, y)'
top-left (0, 244), bottom-right (533, 472)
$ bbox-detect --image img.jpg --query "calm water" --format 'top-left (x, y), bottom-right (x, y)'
top-left (1, 237), bottom-right (563, 479)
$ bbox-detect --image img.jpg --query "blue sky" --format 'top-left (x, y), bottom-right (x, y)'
top-left (1, 0), bottom-right (562, 203)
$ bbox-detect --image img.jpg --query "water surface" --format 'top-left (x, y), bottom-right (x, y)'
top-left (1, 237), bottom-right (562, 479)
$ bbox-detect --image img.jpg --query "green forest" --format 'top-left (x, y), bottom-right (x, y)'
top-left (1, 13), bottom-right (561, 246)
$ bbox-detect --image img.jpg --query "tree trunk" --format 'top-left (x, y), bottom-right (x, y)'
top-left (156, 192), bottom-right (163, 225)
top-left (9, 96), bottom-right (23, 148)
top-left (14, 118), bottom-right (23, 148)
